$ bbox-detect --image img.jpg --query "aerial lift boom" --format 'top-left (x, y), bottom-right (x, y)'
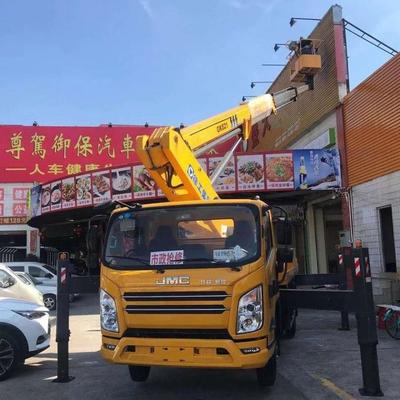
top-left (136, 84), bottom-right (312, 202)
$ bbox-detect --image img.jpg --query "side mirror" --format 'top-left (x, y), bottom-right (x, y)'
top-left (276, 220), bottom-right (292, 245)
top-left (86, 214), bottom-right (107, 274)
top-left (46, 273), bottom-right (53, 279)
top-left (87, 225), bottom-right (101, 254)
top-left (87, 215), bottom-right (107, 254)
top-left (276, 246), bottom-right (294, 273)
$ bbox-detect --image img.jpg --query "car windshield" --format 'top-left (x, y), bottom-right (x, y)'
top-left (16, 273), bottom-right (32, 285)
top-left (104, 204), bottom-right (260, 270)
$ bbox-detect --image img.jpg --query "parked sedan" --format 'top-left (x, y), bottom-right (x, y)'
top-left (0, 297), bottom-right (50, 381)
top-left (5, 262), bottom-right (57, 286)
top-left (15, 272), bottom-right (57, 311)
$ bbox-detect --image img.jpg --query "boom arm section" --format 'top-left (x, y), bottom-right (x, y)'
top-left (136, 84), bottom-right (310, 202)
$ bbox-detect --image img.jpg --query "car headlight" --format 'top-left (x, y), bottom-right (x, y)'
top-left (237, 285), bottom-right (263, 334)
top-left (13, 311), bottom-right (47, 320)
top-left (100, 289), bottom-right (119, 332)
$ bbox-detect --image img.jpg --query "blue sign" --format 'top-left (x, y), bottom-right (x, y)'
top-left (293, 149), bottom-right (341, 190)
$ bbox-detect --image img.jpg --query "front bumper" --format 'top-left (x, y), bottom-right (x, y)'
top-left (101, 336), bottom-right (272, 369)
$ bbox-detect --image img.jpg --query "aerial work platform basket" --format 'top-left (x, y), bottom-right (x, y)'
top-left (289, 38), bottom-right (322, 84)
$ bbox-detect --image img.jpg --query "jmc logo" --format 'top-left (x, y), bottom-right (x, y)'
top-left (155, 276), bottom-right (190, 285)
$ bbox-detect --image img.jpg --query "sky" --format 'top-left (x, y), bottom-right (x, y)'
top-left (0, 0), bottom-right (398, 127)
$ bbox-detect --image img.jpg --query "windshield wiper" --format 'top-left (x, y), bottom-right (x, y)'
top-left (183, 257), bottom-right (217, 263)
top-left (184, 257), bottom-right (242, 271)
top-left (105, 255), bottom-right (167, 273)
top-left (105, 255), bottom-right (152, 266)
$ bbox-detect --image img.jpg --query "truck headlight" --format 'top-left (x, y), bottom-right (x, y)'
top-left (100, 289), bottom-right (119, 332)
top-left (237, 285), bottom-right (263, 334)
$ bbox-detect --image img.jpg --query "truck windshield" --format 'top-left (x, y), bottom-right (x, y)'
top-left (104, 204), bottom-right (260, 270)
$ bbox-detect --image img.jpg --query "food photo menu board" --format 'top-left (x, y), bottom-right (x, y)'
top-left (62, 177), bottom-right (76, 209)
top-left (237, 154), bottom-right (265, 191)
top-left (29, 149), bottom-right (342, 218)
top-left (92, 171), bottom-right (111, 205)
top-left (50, 181), bottom-right (62, 211)
top-left (265, 152), bottom-right (294, 190)
top-left (133, 165), bottom-right (156, 199)
top-left (111, 167), bottom-right (133, 201)
top-left (208, 157), bottom-right (236, 192)
top-left (75, 174), bottom-right (92, 207)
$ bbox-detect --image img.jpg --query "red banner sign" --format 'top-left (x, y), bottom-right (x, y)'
top-left (0, 125), bottom-right (241, 183)
top-left (0, 125), bottom-right (161, 182)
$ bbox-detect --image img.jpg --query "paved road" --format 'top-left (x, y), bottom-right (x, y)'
top-left (2, 294), bottom-right (399, 399)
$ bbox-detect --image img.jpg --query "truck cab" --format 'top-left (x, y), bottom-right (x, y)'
top-left (99, 199), bottom-right (291, 385)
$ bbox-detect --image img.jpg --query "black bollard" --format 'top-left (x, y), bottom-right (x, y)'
top-left (351, 247), bottom-right (383, 397)
top-left (53, 256), bottom-right (74, 383)
top-left (338, 251), bottom-right (350, 331)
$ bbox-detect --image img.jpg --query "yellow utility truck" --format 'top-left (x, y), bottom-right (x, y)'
top-left (95, 47), bottom-right (320, 386)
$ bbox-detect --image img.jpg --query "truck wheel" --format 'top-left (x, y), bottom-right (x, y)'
top-left (128, 366), bottom-right (151, 382)
top-left (0, 332), bottom-right (20, 381)
top-left (256, 350), bottom-right (276, 387)
top-left (283, 309), bottom-right (297, 339)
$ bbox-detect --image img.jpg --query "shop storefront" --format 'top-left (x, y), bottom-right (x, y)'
top-left (0, 124), bottom-right (159, 263)
top-left (27, 149), bottom-right (342, 273)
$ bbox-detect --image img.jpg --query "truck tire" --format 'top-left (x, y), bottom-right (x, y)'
top-left (128, 365), bottom-right (151, 382)
top-left (282, 309), bottom-right (297, 339)
top-left (256, 350), bottom-right (276, 387)
top-left (0, 331), bottom-right (21, 381)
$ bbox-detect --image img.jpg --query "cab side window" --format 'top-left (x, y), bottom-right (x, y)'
top-left (265, 216), bottom-right (273, 257)
top-left (28, 266), bottom-right (48, 278)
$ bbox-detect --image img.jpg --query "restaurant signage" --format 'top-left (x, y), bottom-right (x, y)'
top-left (28, 149), bottom-right (341, 220)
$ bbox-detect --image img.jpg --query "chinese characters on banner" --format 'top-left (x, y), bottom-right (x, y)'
top-left (0, 126), bottom-right (160, 182)
top-left (0, 185), bottom-right (31, 222)
top-left (150, 250), bottom-right (184, 266)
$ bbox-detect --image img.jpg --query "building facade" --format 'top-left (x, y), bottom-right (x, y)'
top-left (343, 53), bottom-right (400, 303)
top-left (250, 5), bottom-right (349, 274)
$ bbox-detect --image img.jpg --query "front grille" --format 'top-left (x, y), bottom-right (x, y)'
top-left (123, 291), bottom-right (229, 301)
top-left (123, 328), bottom-right (231, 340)
top-left (125, 304), bottom-right (228, 314)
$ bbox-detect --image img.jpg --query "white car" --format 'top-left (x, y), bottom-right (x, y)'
top-left (0, 297), bottom-right (50, 381)
top-left (5, 262), bottom-right (57, 286)
top-left (0, 264), bottom-right (43, 306)
top-left (15, 272), bottom-right (57, 311)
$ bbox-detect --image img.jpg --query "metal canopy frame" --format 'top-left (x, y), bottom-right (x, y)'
top-left (343, 19), bottom-right (398, 56)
